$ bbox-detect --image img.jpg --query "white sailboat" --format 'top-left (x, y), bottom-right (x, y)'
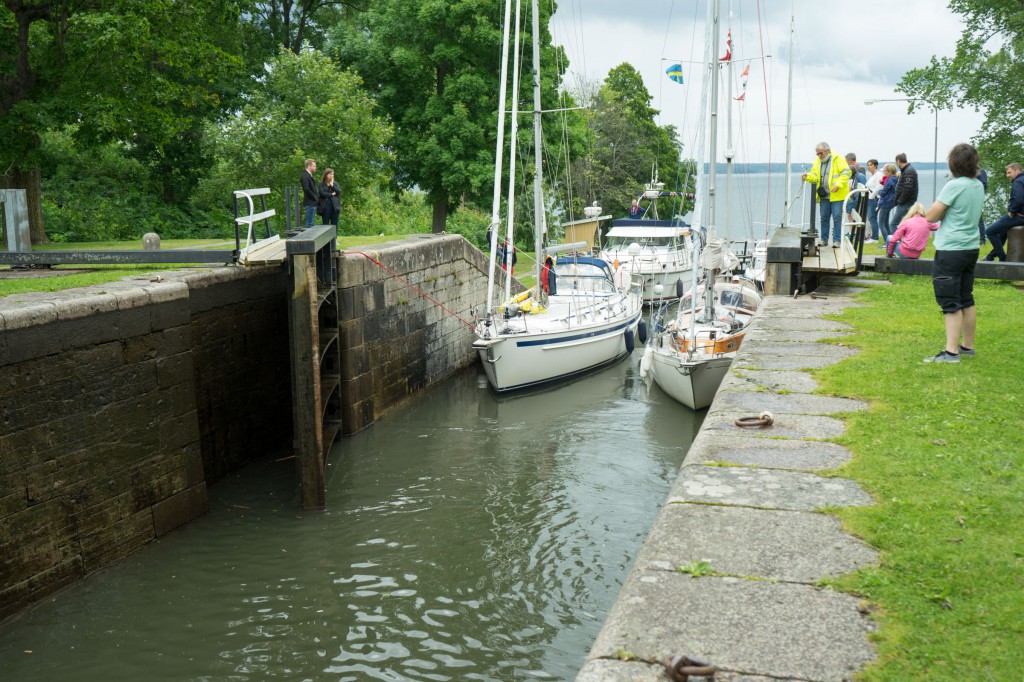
top-left (641, 0), bottom-right (763, 410)
top-left (598, 173), bottom-right (699, 304)
top-left (473, 0), bottom-right (644, 393)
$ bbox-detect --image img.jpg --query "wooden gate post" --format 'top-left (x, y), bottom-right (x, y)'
top-left (286, 226), bottom-right (342, 509)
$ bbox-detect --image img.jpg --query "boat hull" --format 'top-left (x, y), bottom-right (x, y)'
top-left (649, 345), bottom-right (733, 410)
top-left (475, 311), bottom-right (641, 392)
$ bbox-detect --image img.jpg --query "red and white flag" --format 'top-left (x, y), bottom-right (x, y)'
top-left (735, 64), bottom-right (749, 101)
top-left (719, 31), bottom-right (732, 62)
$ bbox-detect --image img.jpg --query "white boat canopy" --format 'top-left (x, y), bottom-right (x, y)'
top-left (605, 225), bottom-right (690, 238)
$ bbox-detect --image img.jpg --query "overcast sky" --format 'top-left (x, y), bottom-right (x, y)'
top-left (549, 0), bottom-right (985, 167)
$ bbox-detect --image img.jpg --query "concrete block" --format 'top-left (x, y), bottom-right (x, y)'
top-left (587, 572), bottom-right (875, 682)
top-left (668, 464), bottom-right (874, 511)
top-left (636, 504), bottom-right (878, 583)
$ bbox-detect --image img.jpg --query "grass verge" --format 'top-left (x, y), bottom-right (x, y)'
top-left (0, 236), bottom-right (408, 297)
top-left (816, 274), bottom-right (1024, 680)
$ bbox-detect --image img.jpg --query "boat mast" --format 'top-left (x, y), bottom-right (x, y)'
top-left (783, 2), bottom-right (795, 226)
top-left (504, 0), bottom-right (524, 298)
top-left (704, 0), bottom-right (723, 319)
top-left (486, 0), bottom-right (516, 311)
top-left (707, 0), bottom-right (720, 239)
top-left (531, 0), bottom-right (544, 291)
top-left (723, 1), bottom-right (734, 238)
top-left (690, 0), bottom-right (722, 338)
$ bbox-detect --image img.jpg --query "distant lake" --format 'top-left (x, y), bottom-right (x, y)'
top-left (689, 170), bottom-right (951, 241)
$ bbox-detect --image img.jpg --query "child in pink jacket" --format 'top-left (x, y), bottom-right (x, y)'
top-left (887, 203), bottom-right (939, 258)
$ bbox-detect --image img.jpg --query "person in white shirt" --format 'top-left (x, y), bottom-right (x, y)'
top-left (864, 159), bottom-right (884, 243)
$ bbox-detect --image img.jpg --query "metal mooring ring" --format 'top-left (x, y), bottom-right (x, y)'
top-left (661, 654), bottom-right (717, 681)
top-left (735, 411), bottom-right (774, 428)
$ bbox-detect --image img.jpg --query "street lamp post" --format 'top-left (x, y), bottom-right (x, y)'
top-left (864, 97), bottom-right (939, 203)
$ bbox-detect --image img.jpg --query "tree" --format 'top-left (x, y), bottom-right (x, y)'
top-left (0, 0), bottom-right (246, 243)
top-left (332, 0), bottom-right (569, 233)
top-left (898, 0), bottom-right (1024, 208)
top-left (250, 0), bottom-right (365, 55)
top-left (207, 46), bottom-right (392, 223)
top-left (568, 64), bottom-right (689, 221)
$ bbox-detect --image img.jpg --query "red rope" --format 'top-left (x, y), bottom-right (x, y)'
top-left (346, 251), bottom-right (477, 330)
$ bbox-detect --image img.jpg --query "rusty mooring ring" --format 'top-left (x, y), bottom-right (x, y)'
top-left (735, 411), bottom-right (774, 428)
top-left (660, 654), bottom-right (717, 681)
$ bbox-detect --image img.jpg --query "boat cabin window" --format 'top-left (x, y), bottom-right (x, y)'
top-left (603, 235), bottom-right (676, 249)
top-left (552, 261), bottom-right (615, 293)
top-left (719, 289), bottom-right (758, 312)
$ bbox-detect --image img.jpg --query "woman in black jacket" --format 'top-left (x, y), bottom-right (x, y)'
top-left (318, 168), bottom-right (342, 227)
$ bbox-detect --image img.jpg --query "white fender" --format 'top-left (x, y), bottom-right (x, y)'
top-left (639, 345), bottom-right (654, 390)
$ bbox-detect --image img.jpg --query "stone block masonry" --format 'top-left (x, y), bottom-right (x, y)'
top-left (338, 234), bottom-right (520, 434)
top-left (0, 233), bottom-right (509, 619)
top-left (0, 266), bottom-right (292, 619)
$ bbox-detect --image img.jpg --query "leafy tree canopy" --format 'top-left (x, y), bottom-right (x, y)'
top-left (568, 64), bottom-right (689, 221)
top-left (206, 46), bottom-right (393, 219)
top-left (898, 0), bottom-right (1024, 205)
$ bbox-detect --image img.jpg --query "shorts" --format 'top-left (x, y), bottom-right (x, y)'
top-left (932, 249), bottom-right (979, 314)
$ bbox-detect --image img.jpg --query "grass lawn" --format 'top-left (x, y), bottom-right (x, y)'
top-left (0, 236), bottom-right (408, 297)
top-left (817, 274), bottom-right (1024, 680)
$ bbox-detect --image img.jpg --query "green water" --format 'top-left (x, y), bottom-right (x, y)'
top-left (0, 361), bottom-right (701, 681)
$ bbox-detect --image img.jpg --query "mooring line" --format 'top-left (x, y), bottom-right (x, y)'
top-left (347, 250), bottom-right (477, 330)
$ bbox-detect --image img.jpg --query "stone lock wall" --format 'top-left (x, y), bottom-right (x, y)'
top-left (337, 234), bottom-right (520, 433)
top-left (0, 233), bottom-right (507, 619)
top-left (0, 266), bottom-right (292, 619)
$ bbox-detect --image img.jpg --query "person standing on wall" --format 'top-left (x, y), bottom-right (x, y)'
top-left (801, 142), bottom-right (852, 247)
top-left (922, 143), bottom-right (985, 363)
top-left (876, 163), bottom-right (900, 248)
top-left (889, 152), bottom-right (918, 233)
top-left (844, 153), bottom-right (866, 238)
top-left (301, 159), bottom-right (319, 228)
top-left (318, 168), bottom-right (342, 227)
top-left (982, 163), bottom-right (1024, 262)
top-left (865, 159), bottom-right (883, 243)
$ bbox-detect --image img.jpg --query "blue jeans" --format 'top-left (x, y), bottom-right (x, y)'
top-left (819, 200), bottom-right (843, 242)
top-left (985, 214), bottom-right (1024, 259)
top-left (867, 198), bottom-right (879, 238)
top-left (894, 242), bottom-right (915, 259)
top-left (304, 205), bottom-right (317, 228)
top-left (889, 203), bottom-right (912, 233)
top-left (878, 206), bottom-right (893, 244)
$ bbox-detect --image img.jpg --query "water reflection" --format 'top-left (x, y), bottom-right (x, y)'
top-left (0, 359), bottom-right (701, 681)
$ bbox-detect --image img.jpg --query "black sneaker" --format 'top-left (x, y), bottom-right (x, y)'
top-left (924, 351), bottom-right (960, 364)
top-left (958, 345), bottom-right (976, 357)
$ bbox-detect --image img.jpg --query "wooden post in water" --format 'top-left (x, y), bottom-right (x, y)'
top-left (286, 226), bottom-right (342, 509)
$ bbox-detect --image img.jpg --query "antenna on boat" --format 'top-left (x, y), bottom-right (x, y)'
top-left (783, 1), bottom-right (795, 226)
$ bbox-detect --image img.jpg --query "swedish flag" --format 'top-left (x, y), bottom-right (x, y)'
top-left (666, 64), bottom-right (684, 85)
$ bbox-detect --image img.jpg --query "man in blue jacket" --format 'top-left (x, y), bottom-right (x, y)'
top-left (982, 163), bottom-right (1024, 261)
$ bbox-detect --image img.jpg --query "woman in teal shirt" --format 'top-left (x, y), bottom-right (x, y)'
top-left (923, 143), bottom-right (985, 363)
